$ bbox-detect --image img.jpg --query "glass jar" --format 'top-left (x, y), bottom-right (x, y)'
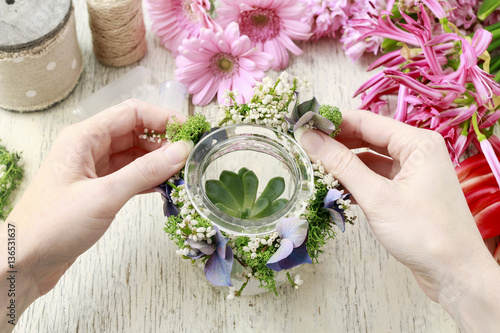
top-left (184, 124), bottom-right (314, 236)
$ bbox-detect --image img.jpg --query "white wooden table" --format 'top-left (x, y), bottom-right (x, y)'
top-left (1, 1), bottom-right (459, 332)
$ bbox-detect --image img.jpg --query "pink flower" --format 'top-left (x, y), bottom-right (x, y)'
top-left (175, 22), bottom-right (273, 106)
top-left (480, 139), bottom-right (500, 188)
top-left (355, 3), bottom-right (500, 167)
top-left (216, 0), bottom-right (312, 71)
top-left (350, 10), bottom-right (419, 46)
top-left (340, 0), bottom-right (387, 60)
top-left (300, 0), bottom-right (350, 40)
top-left (145, 0), bottom-right (217, 55)
top-left (421, 0), bottom-right (446, 19)
top-left (446, 0), bottom-right (479, 29)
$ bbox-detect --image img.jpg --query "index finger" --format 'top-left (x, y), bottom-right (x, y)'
top-left (336, 110), bottom-right (430, 163)
top-left (87, 99), bottom-right (187, 139)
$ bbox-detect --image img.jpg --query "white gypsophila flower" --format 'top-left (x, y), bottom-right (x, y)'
top-left (294, 274), bottom-right (304, 289)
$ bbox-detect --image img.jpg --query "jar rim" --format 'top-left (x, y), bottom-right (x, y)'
top-left (184, 124), bottom-right (314, 236)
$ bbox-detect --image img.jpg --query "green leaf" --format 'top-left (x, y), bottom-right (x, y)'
top-left (381, 38), bottom-right (400, 53)
top-left (215, 203), bottom-right (238, 217)
top-left (478, 0), bottom-right (500, 21)
top-left (253, 198), bottom-right (289, 219)
top-left (238, 167), bottom-right (250, 178)
top-left (490, 55), bottom-right (500, 73)
top-left (250, 198), bottom-right (270, 217)
top-left (219, 170), bottom-right (244, 208)
top-left (295, 97), bottom-right (321, 118)
top-left (239, 207), bottom-right (252, 219)
top-left (205, 180), bottom-right (240, 211)
top-left (256, 176), bottom-right (285, 203)
top-left (487, 34), bottom-right (500, 53)
top-left (242, 170), bottom-right (258, 209)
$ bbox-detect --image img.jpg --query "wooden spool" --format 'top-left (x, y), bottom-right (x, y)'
top-left (0, 0), bottom-right (84, 112)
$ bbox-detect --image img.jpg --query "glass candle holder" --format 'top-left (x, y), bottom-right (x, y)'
top-left (184, 125), bottom-right (314, 236)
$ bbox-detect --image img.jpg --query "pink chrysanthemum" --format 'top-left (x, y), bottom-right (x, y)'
top-left (299, 0), bottom-right (351, 40)
top-left (175, 22), bottom-right (273, 106)
top-left (341, 0), bottom-right (387, 61)
top-left (145, 0), bottom-right (216, 55)
top-left (216, 0), bottom-right (312, 71)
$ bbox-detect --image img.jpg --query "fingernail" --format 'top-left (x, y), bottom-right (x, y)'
top-left (296, 128), bottom-right (325, 156)
top-left (164, 140), bottom-right (194, 165)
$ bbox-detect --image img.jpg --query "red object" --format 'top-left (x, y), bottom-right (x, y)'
top-left (457, 154), bottom-right (500, 239)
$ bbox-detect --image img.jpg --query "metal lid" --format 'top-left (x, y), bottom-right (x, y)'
top-left (0, 0), bottom-right (72, 52)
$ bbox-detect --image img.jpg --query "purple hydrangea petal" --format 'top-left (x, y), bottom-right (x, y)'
top-left (310, 113), bottom-right (336, 135)
top-left (324, 189), bottom-right (343, 209)
top-left (186, 249), bottom-right (205, 259)
top-left (275, 239), bottom-right (312, 270)
top-left (153, 185), bottom-right (167, 196)
top-left (266, 238), bottom-right (294, 271)
top-left (155, 179), bottom-right (185, 217)
top-left (212, 226), bottom-right (229, 257)
top-left (292, 112), bottom-right (336, 136)
top-left (204, 244), bottom-right (233, 286)
top-left (285, 115), bottom-right (296, 127)
top-left (163, 201), bottom-right (179, 217)
top-left (276, 218), bottom-right (308, 247)
top-left (186, 238), bottom-right (216, 255)
top-left (295, 97), bottom-right (321, 118)
top-left (293, 111), bottom-right (315, 132)
top-left (325, 208), bottom-right (346, 233)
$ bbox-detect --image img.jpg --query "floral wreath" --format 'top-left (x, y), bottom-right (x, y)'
top-left (145, 73), bottom-right (356, 298)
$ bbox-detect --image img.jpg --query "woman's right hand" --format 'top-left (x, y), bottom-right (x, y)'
top-left (296, 110), bottom-right (500, 332)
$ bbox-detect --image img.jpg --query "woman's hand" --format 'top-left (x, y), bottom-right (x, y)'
top-left (1, 100), bottom-right (192, 319)
top-left (296, 110), bottom-right (500, 332)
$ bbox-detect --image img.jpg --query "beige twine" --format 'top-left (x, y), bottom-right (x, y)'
top-left (87, 0), bottom-right (147, 67)
top-left (0, 7), bottom-right (83, 112)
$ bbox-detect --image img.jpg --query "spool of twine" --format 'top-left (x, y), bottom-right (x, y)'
top-left (0, 0), bottom-right (83, 112)
top-left (87, 0), bottom-right (147, 67)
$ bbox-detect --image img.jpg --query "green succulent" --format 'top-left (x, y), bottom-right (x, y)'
top-left (205, 167), bottom-right (288, 219)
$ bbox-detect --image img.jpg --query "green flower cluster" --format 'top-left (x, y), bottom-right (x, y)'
top-left (231, 236), bottom-right (279, 295)
top-left (164, 113), bottom-right (211, 144)
top-left (319, 105), bottom-right (343, 137)
top-left (0, 142), bottom-right (24, 221)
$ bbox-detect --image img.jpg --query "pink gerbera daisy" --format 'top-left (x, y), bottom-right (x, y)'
top-left (175, 22), bottom-right (274, 106)
top-left (216, 0), bottom-right (312, 71)
top-left (145, 0), bottom-right (216, 55)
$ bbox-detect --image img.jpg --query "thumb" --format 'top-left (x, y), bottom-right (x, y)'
top-left (296, 128), bottom-right (385, 203)
top-left (106, 140), bottom-right (193, 205)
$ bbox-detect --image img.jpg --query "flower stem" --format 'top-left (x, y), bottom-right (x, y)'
top-left (461, 119), bottom-right (470, 136)
top-left (487, 35), bottom-right (500, 53)
top-left (472, 112), bottom-right (487, 141)
top-left (235, 279), bottom-right (249, 297)
top-left (483, 21), bottom-right (500, 32)
top-left (167, 182), bottom-right (179, 191)
top-left (441, 19), bottom-right (452, 33)
top-left (494, 70), bottom-right (500, 83)
top-left (235, 256), bottom-right (248, 268)
top-left (490, 56), bottom-right (500, 73)
top-left (286, 271), bottom-right (294, 287)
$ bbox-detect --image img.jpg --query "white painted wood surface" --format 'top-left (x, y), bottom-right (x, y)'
top-left (1, 0), bottom-right (459, 332)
